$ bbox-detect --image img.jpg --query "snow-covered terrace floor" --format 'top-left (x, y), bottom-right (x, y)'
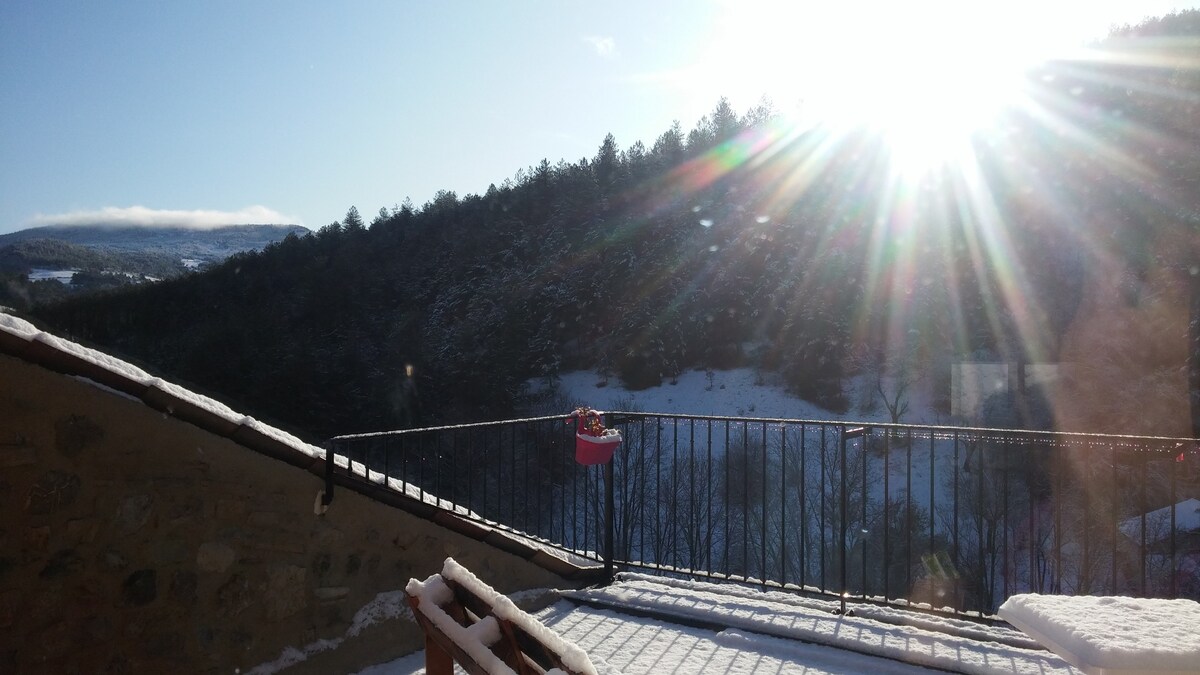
top-left (361, 574), bottom-right (1080, 675)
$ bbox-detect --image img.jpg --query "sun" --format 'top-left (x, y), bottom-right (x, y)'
top-left (812, 24), bottom-right (1032, 175)
top-left (704, 1), bottom-right (1046, 175)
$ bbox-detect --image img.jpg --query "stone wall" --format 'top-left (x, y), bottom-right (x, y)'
top-left (0, 354), bottom-right (574, 674)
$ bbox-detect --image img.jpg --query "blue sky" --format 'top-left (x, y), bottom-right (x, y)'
top-left (1, 0), bottom-right (1194, 234)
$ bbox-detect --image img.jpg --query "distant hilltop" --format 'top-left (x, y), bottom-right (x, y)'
top-left (0, 223), bottom-right (309, 264)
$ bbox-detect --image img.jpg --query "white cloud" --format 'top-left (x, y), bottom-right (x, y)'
top-left (30, 205), bottom-right (303, 229)
top-left (583, 35), bottom-right (616, 58)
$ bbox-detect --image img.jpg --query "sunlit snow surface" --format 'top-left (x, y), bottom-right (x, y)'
top-left (359, 574), bottom-right (1080, 675)
top-left (27, 268), bottom-right (77, 283)
top-left (357, 602), bottom-right (938, 675)
top-left (548, 368), bottom-right (943, 424)
top-left (1119, 498), bottom-right (1200, 541)
top-left (999, 594), bottom-right (1200, 675)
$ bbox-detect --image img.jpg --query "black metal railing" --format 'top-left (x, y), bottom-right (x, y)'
top-left (326, 413), bottom-right (1200, 616)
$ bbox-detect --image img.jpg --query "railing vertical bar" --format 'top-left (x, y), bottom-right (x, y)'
top-left (398, 429), bottom-right (408, 487)
top-left (463, 430), bottom-right (473, 517)
top-left (436, 431), bottom-right (444, 510)
top-left (952, 431), bottom-right (960, 609)
top-left (605, 455), bottom-right (615, 580)
top-left (461, 429), bottom-right (470, 510)
top-left (323, 440), bottom-right (335, 506)
top-left (800, 423), bottom-right (807, 591)
top-left (1054, 446), bottom-right (1063, 594)
top-left (655, 420), bottom-right (662, 569)
top-left (1140, 456), bottom-right (1148, 596)
top-left (1109, 451), bottom-right (1117, 593)
top-left (401, 432), bottom-right (409, 491)
top-left (512, 424), bottom-right (519, 542)
top-left (707, 419), bottom-right (714, 576)
top-left (1082, 445), bottom-right (1091, 594)
top-left (585, 438), bottom-right (592, 557)
top-left (449, 431), bottom-right (458, 513)
top-left (1002, 436), bottom-right (1010, 601)
top-left (690, 418), bottom-right (697, 574)
top-left (521, 423), bottom-right (530, 537)
top-left (672, 417), bottom-right (679, 570)
top-left (564, 423), bottom-right (573, 551)
top-left (743, 421), bottom-right (750, 582)
top-left (427, 431), bottom-right (435, 505)
top-left (839, 424), bottom-right (848, 615)
top-left (861, 429), bottom-right (868, 599)
top-left (566, 417), bottom-right (576, 554)
top-left (639, 418), bottom-right (647, 567)
top-left (884, 429), bottom-right (891, 602)
top-left (780, 424), bottom-right (788, 589)
top-left (725, 420), bottom-right (731, 576)
top-left (976, 444), bottom-right (985, 609)
top-left (419, 433), bottom-right (427, 505)
top-left (1028, 441), bottom-right (1036, 593)
top-left (546, 422), bottom-right (553, 541)
top-left (929, 431), bottom-right (936, 565)
top-left (554, 420), bottom-right (559, 540)
top-left (761, 421), bottom-right (768, 588)
top-left (401, 434), bottom-right (412, 499)
top-left (536, 422), bottom-right (545, 540)
top-left (820, 424), bottom-right (827, 592)
top-left (475, 427), bottom-right (484, 516)
top-left (1170, 447), bottom-right (1178, 597)
top-left (905, 428), bottom-right (913, 605)
top-left (384, 433), bottom-right (391, 484)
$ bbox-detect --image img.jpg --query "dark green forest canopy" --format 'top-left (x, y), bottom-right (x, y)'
top-left (31, 12), bottom-right (1200, 439)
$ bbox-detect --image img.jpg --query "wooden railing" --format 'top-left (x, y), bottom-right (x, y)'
top-left (406, 558), bottom-right (596, 675)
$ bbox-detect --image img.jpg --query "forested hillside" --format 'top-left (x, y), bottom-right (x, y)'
top-left (30, 12), bottom-right (1200, 439)
top-left (0, 223), bottom-right (308, 309)
top-left (0, 239), bottom-right (189, 306)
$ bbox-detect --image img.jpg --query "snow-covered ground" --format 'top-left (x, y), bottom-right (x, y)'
top-left (357, 572), bottom-right (1083, 675)
top-left (547, 366), bottom-right (953, 517)
top-left (27, 267), bottom-right (77, 283)
top-left (360, 602), bottom-right (939, 675)
top-left (543, 368), bottom-right (947, 426)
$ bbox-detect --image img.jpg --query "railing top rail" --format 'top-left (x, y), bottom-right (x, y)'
top-left (605, 412), bottom-right (1198, 447)
top-left (328, 410), bottom-right (1199, 450)
top-left (326, 412), bottom-right (574, 442)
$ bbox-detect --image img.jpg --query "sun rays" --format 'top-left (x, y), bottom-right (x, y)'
top-left (613, 18), bottom-right (1200, 419)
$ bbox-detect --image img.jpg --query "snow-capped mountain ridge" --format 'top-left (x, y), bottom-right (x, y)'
top-left (0, 223), bottom-right (308, 265)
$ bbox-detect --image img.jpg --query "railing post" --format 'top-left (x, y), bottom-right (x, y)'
top-left (604, 457), bottom-right (615, 581)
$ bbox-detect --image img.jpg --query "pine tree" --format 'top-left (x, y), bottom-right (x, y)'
top-left (343, 206), bottom-right (365, 233)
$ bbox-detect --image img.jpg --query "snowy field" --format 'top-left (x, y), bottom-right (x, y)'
top-left (542, 368), bottom-right (946, 426)
top-left (27, 267), bottom-right (77, 283)
top-left (546, 367), bottom-right (953, 517)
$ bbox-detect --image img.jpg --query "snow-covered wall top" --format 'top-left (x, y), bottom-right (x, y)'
top-left (0, 311), bottom-right (323, 459)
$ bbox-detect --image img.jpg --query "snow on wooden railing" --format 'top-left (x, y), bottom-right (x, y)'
top-left (406, 557), bottom-right (598, 675)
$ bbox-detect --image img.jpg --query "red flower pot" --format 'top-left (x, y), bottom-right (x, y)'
top-left (575, 431), bottom-right (622, 465)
